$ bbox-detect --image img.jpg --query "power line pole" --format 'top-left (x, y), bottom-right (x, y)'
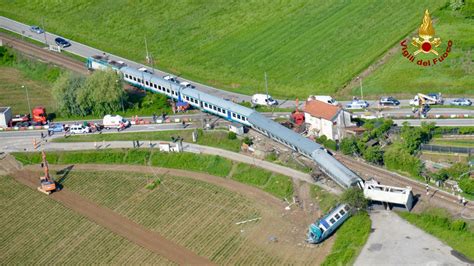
top-left (144, 36), bottom-right (150, 64)
top-left (22, 85), bottom-right (32, 116)
top-left (264, 71), bottom-right (269, 99)
top-left (42, 18), bottom-right (47, 46)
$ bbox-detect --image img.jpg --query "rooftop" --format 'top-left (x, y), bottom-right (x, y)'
top-left (304, 100), bottom-right (341, 121)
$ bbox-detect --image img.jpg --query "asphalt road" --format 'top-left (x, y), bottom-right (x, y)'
top-left (1, 16), bottom-right (471, 109)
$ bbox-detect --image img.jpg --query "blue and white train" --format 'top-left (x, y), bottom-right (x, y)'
top-left (307, 204), bottom-right (352, 244)
top-left (86, 55), bottom-right (364, 190)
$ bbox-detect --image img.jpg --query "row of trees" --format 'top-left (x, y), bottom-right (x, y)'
top-left (52, 70), bottom-right (125, 117)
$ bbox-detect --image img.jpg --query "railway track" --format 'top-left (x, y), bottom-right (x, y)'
top-left (335, 154), bottom-right (474, 217)
top-left (0, 33), bottom-right (88, 75)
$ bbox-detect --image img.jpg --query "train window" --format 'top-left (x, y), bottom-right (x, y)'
top-left (217, 107), bottom-right (221, 112)
top-left (339, 210), bottom-right (346, 216)
top-left (344, 205), bottom-right (351, 212)
top-left (213, 106), bottom-right (216, 111)
top-left (166, 89), bottom-right (170, 93)
top-left (232, 113), bottom-right (236, 118)
top-left (124, 74), bottom-right (128, 78)
top-left (237, 114), bottom-right (241, 119)
top-left (154, 84), bottom-right (157, 89)
top-left (222, 110), bottom-right (226, 114)
top-left (204, 103), bottom-right (208, 107)
top-left (335, 214), bottom-right (341, 220)
top-left (133, 77), bottom-right (136, 81)
top-left (145, 81), bottom-right (149, 86)
top-left (329, 218), bottom-right (336, 224)
top-left (319, 226), bottom-right (325, 233)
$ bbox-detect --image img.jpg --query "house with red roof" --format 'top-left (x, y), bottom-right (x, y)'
top-left (304, 99), bottom-right (354, 141)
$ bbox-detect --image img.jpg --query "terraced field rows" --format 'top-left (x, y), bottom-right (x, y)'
top-left (60, 170), bottom-right (322, 264)
top-left (0, 176), bottom-right (173, 265)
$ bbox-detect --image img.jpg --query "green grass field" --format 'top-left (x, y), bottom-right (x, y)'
top-left (431, 137), bottom-right (474, 148)
top-left (12, 149), bottom-right (293, 197)
top-left (0, 175), bottom-right (173, 264)
top-left (0, 66), bottom-right (56, 114)
top-left (398, 208), bottom-right (474, 260)
top-left (1, 0), bottom-right (456, 99)
top-left (53, 129), bottom-right (242, 152)
top-left (231, 163), bottom-right (293, 198)
top-left (362, 5), bottom-right (474, 97)
top-left (310, 184), bottom-right (339, 213)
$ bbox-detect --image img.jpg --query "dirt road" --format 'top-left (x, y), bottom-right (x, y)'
top-left (11, 169), bottom-right (212, 265)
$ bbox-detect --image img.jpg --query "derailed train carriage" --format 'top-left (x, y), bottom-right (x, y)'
top-left (87, 56), bottom-right (413, 243)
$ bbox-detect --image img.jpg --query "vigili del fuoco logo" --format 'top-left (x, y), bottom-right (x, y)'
top-left (400, 9), bottom-right (453, 67)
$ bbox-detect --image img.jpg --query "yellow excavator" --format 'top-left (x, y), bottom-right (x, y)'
top-left (37, 151), bottom-right (56, 195)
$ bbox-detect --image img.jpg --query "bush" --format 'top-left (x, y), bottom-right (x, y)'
top-left (341, 188), bottom-right (368, 209)
top-left (362, 146), bottom-right (383, 165)
top-left (450, 219), bottom-right (467, 231)
top-left (242, 136), bottom-right (253, 146)
top-left (324, 139), bottom-right (337, 151)
top-left (384, 144), bottom-right (423, 178)
top-left (227, 131), bottom-right (237, 140)
top-left (459, 178), bottom-right (474, 195)
top-left (340, 137), bottom-right (358, 155)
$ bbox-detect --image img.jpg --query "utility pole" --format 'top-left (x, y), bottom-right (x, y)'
top-left (42, 18), bottom-right (47, 46)
top-left (22, 85), bottom-right (32, 116)
top-left (144, 36), bottom-right (150, 64)
top-left (264, 71), bottom-right (269, 99)
top-left (357, 76), bottom-right (363, 100)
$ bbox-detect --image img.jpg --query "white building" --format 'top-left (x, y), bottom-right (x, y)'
top-left (304, 100), bottom-right (353, 141)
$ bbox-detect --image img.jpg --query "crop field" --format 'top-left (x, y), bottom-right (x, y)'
top-left (48, 169), bottom-right (327, 264)
top-left (0, 175), bottom-right (173, 264)
top-left (0, 0), bottom-right (453, 99)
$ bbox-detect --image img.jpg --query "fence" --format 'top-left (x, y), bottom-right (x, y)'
top-left (420, 144), bottom-right (473, 155)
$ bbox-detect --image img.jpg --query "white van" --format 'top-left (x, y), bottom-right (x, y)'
top-left (251, 94), bottom-right (278, 106)
top-left (307, 95), bottom-right (338, 105)
top-left (103, 115), bottom-right (130, 129)
top-left (69, 124), bottom-right (90, 134)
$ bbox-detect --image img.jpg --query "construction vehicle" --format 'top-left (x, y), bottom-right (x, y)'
top-left (410, 93), bottom-right (443, 106)
top-left (409, 93), bottom-right (443, 118)
top-left (37, 151), bottom-right (56, 195)
top-left (290, 98), bottom-right (305, 126)
top-left (9, 106), bottom-right (47, 127)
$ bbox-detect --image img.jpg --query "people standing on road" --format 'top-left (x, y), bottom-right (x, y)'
top-left (182, 120), bottom-right (186, 128)
top-left (458, 194), bottom-right (462, 205)
top-left (425, 184), bottom-right (429, 196)
top-left (462, 197), bottom-right (467, 207)
top-left (153, 113), bottom-right (157, 123)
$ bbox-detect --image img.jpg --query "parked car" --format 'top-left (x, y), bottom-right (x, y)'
top-left (47, 123), bottom-right (64, 133)
top-left (180, 81), bottom-right (195, 88)
top-left (379, 96), bottom-right (400, 106)
top-left (307, 95), bottom-right (338, 105)
top-left (251, 94), bottom-right (278, 106)
top-left (103, 114), bottom-right (130, 129)
top-left (163, 75), bottom-right (179, 83)
top-left (30, 25), bottom-right (44, 34)
top-left (54, 37), bottom-right (71, 48)
top-left (450, 98), bottom-right (472, 106)
top-left (69, 124), bottom-right (90, 134)
top-left (346, 99), bottom-right (369, 109)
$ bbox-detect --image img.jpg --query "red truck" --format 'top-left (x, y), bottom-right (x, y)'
top-left (10, 107), bottom-right (47, 127)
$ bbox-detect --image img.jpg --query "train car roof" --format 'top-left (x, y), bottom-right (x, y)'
top-left (182, 88), bottom-right (254, 116)
top-left (312, 149), bottom-right (361, 188)
top-left (247, 112), bottom-right (322, 155)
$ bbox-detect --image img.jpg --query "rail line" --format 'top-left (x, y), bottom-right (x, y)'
top-left (0, 33), bottom-right (88, 75)
top-left (336, 154), bottom-right (474, 215)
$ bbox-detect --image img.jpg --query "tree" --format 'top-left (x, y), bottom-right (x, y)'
top-left (340, 137), bottom-right (358, 155)
top-left (51, 72), bottom-right (85, 116)
top-left (341, 188), bottom-right (368, 210)
top-left (363, 146), bottom-right (383, 165)
top-left (77, 70), bottom-right (125, 116)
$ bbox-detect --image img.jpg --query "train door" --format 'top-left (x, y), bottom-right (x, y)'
top-left (227, 111), bottom-right (232, 120)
